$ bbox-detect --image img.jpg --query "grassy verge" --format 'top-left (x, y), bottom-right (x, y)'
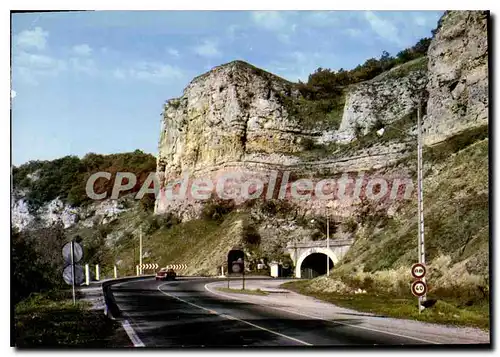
top-left (282, 280), bottom-right (489, 330)
top-left (217, 287), bottom-right (269, 296)
top-left (14, 289), bottom-right (126, 348)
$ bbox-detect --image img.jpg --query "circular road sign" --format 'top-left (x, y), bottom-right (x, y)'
top-left (232, 263), bottom-right (242, 273)
top-left (411, 263), bottom-right (426, 279)
top-left (411, 280), bottom-right (427, 297)
top-left (62, 242), bottom-right (83, 264)
top-left (63, 264), bottom-right (84, 285)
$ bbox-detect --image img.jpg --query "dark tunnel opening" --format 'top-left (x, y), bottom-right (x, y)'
top-left (300, 253), bottom-right (334, 279)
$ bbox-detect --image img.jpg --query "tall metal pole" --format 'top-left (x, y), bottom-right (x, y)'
top-left (417, 104), bottom-right (427, 312)
top-left (70, 241), bottom-right (76, 305)
top-left (326, 208), bottom-right (330, 276)
top-left (139, 228), bottom-right (143, 276)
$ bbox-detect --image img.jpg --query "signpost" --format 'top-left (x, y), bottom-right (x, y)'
top-left (411, 263), bottom-right (426, 279)
top-left (411, 262), bottom-right (427, 312)
top-left (411, 280), bottom-right (427, 297)
top-left (227, 248), bottom-right (245, 290)
top-left (137, 263), bottom-right (159, 270)
top-left (62, 241), bottom-right (84, 305)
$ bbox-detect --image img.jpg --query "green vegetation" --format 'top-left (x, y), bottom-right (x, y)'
top-left (14, 290), bottom-right (125, 347)
top-left (375, 56), bottom-right (428, 80)
top-left (297, 110), bottom-right (418, 160)
top-left (300, 38), bottom-right (431, 95)
top-left (12, 150), bottom-right (156, 211)
top-left (424, 124), bottom-right (489, 164)
top-left (280, 91), bottom-right (346, 131)
top-left (282, 280), bottom-right (489, 330)
top-left (217, 288), bottom-right (269, 296)
top-left (341, 136), bottom-right (488, 273)
top-left (12, 225), bottom-right (66, 304)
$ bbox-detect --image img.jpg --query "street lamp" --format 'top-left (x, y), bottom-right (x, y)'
top-left (377, 104), bottom-right (426, 309)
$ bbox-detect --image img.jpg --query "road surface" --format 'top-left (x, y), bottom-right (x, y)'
top-left (108, 277), bottom-right (489, 347)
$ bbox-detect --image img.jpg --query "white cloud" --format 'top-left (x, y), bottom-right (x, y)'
top-left (267, 51), bottom-right (330, 82)
top-left (192, 39), bottom-right (221, 58)
top-left (364, 11), bottom-right (401, 45)
top-left (251, 11), bottom-right (287, 31)
top-left (345, 28), bottom-right (362, 37)
top-left (72, 44), bottom-right (93, 56)
top-left (114, 62), bottom-right (184, 84)
top-left (305, 11), bottom-right (339, 27)
top-left (11, 90), bottom-right (16, 99)
top-left (113, 68), bottom-right (126, 79)
top-left (15, 27), bottom-right (48, 51)
top-left (167, 48), bottom-right (180, 57)
top-left (13, 51), bottom-right (67, 85)
top-left (70, 57), bottom-right (97, 75)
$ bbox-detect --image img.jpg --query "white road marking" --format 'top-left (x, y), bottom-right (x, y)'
top-left (121, 319), bottom-right (145, 347)
top-left (204, 282), bottom-right (440, 345)
top-left (157, 283), bottom-right (312, 346)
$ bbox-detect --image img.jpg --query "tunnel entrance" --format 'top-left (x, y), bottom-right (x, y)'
top-left (300, 253), bottom-right (334, 279)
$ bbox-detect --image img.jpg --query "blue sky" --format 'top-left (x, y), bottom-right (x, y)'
top-left (11, 10), bottom-right (443, 166)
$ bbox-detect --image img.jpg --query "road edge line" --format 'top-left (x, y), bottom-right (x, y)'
top-left (157, 283), bottom-right (312, 346)
top-left (204, 282), bottom-right (440, 345)
top-left (121, 319), bottom-right (145, 347)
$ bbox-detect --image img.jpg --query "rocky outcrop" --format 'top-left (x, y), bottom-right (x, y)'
top-left (424, 11), bottom-right (488, 146)
top-left (336, 57), bottom-right (428, 141)
top-left (156, 11), bottom-right (489, 218)
top-left (157, 61), bottom-right (304, 181)
top-left (11, 195), bottom-right (132, 232)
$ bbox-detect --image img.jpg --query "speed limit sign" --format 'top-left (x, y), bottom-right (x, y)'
top-left (411, 280), bottom-right (427, 297)
top-left (411, 263), bottom-right (426, 279)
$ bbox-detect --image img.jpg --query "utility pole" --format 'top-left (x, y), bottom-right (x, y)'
top-left (417, 104), bottom-right (427, 311)
top-left (326, 207), bottom-right (330, 276)
top-left (139, 227), bottom-right (143, 276)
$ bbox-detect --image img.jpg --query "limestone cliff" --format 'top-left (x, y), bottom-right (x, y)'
top-left (156, 10), bottom-right (488, 219)
top-left (424, 11), bottom-right (488, 146)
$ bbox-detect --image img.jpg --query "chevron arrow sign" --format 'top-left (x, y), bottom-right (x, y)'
top-left (165, 264), bottom-right (188, 270)
top-left (137, 263), bottom-right (159, 270)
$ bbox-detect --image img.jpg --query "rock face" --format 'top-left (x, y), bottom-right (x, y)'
top-left (337, 57), bottom-right (428, 141)
top-left (11, 194), bottom-right (132, 232)
top-left (156, 62), bottom-right (423, 216)
top-left (156, 11), bottom-right (489, 218)
top-left (424, 11), bottom-right (488, 146)
top-left (157, 61), bottom-right (304, 180)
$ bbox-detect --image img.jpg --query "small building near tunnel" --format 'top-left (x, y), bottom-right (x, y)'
top-left (286, 239), bottom-right (354, 278)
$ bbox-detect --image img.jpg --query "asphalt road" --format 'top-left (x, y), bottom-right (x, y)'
top-left (108, 277), bottom-right (439, 347)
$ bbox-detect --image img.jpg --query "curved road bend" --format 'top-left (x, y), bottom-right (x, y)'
top-left (108, 277), bottom-right (451, 347)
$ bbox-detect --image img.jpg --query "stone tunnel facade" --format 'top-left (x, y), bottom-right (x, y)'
top-left (286, 239), bottom-right (354, 278)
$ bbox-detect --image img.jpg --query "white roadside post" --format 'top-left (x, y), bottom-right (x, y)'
top-left (114, 265), bottom-right (118, 279)
top-left (85, 264), bottom-right (90, 285)
top-left (139, 228), bottom-right (143, 276)
top-left (136, 265), bottom-right (139, 276)
top-left (95, 264), bottom-right (100, 281)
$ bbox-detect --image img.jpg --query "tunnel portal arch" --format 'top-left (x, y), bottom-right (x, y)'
top-left (295, 247), bottom-right (338, 279)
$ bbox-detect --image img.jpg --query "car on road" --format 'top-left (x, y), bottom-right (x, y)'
top-left (156, 267), bottom-right (176, 281)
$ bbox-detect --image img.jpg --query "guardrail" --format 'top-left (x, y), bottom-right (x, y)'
top-left (101, 275), bottom-right (154, 319)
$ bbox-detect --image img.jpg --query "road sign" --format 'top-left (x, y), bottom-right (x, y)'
top-left (165, 264), bottom-right (187, 270)
top-left (411, 280), bottom-right (427, 297)
top-left (63, 264), bottom-right (84, 285)
top-left (62, 241), bottom-right (83, 264)
top-left (411, 263), bottom-right (426, 279)
top-left (137, 263), bottom-right (159, 270)
top-left (232, 263), bottom-right (241, 273)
